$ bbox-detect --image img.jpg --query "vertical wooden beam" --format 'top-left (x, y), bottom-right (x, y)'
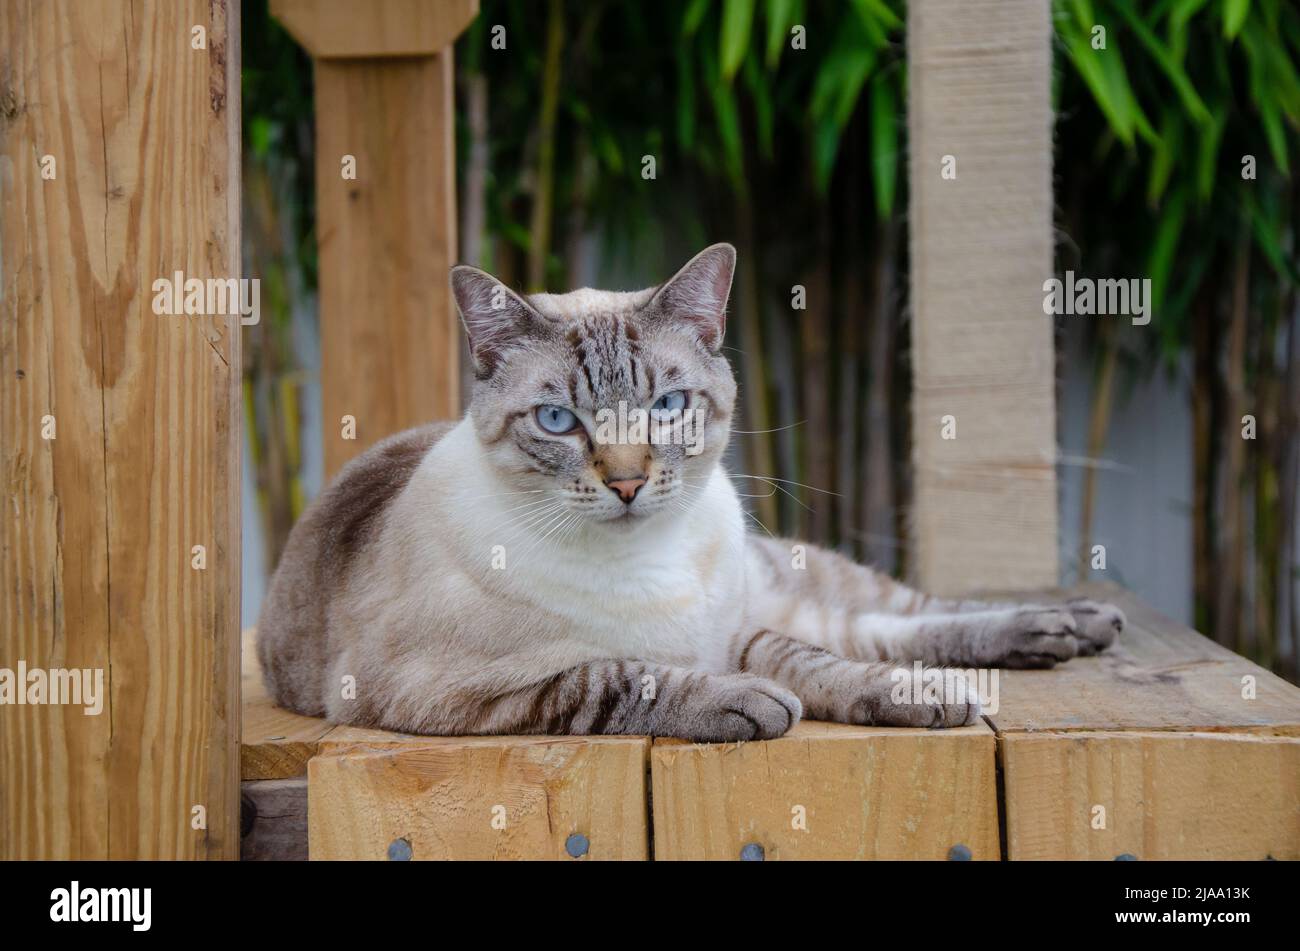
top-left (907, 0), bottom-right (1058, 595)
top-left (0, 0), bottom-right (241, 858)
top-left (272, 0), bottom-right (476, 478)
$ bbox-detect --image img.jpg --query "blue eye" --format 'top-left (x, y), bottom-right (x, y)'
top-left (536, 405), bottom-right (580, 434)
top-left (651, 390), bottom-right (688, 414)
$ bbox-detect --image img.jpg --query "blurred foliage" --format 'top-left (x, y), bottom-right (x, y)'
top-left (460, 0), bottom-right (907, 286)
top-left (241, 0), bottom-right (317, 565)
top-left (1054, 0), bottom-right (1300, 360)
top-left (1051, 0), bottom-right (1299, 673)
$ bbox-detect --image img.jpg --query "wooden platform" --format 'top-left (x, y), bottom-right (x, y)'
top-left (241, 583), bottom-right (1300, 860)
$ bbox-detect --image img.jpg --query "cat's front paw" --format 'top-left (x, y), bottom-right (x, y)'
top-left (982, 607), bottom-right (1080, 669)
top-left (1065, 598), bottom-right (1125, 654)
top-left (851, 666), bottom-right (981, 729)
top-left (686, 675), bottom-right (801, 743)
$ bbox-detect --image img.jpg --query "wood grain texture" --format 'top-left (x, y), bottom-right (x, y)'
top-left (0, 0), bottom-right (241, 860)
top-left (271, 0), bottom-right (477, 57)
top-left (651, 720), bottom-right (1000, 860)
top-left (991, 582), bottom-right (1300, 859)
top-left (1002, 731), bottom-right (1300, 860)
top-left (241, 778), bottom-right (309, 861)
top-left (987, 583), bottom-right (1300, 735)
top-left (308, 734), bottom-right (650, 860)
top-left (313, 54), bottom-right (461, 477)
top-left (907, 0), bottom-right (1058, 595)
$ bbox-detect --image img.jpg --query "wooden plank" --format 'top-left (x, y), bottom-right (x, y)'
top-left (987, 583), bottom-right (1300, 735)
top-left (0, 0), bottom-right (241, 860)
top-left (651, 721), bottom-right (1000, 861)
top-left (1002, 731), bottom-right (1300, 860)
top-left (314, 53), bottom-right (461, 477)
top-left (907, 0), bottom-right (1057, 595)
top-left (989, 583), bottom-right (1300, 859)
top-left (271, 0), bottom-right (477, 58)
top-left (241, 779), bottom-right (309, 861)
top-left (242, 629), bottom-right (336, 780)
top-left (308, 735), bottom-right (650, 860)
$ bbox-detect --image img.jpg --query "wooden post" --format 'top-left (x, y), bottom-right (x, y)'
top-left (907, 0), bottom-right (1058, 595)
top-left (0, 0), bottom-right (241, 858)
top-left (271, 0), bottom-right (475, 478)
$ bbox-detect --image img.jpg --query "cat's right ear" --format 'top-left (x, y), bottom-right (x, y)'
top-left (450, 266), bottom-right (543, 375)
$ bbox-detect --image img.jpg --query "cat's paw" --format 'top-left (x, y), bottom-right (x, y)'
top-left (851, 666), bottom-right (981, 729)
top-left (687, 675), bottom-right (802, 743)
top-left (982, 607), bottom-right (1080, 669)
top-left (1065, 598), bottom-right (1125, 654)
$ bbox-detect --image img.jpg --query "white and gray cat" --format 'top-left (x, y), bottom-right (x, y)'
top-left (257, 244), bottom-right (1123, 742)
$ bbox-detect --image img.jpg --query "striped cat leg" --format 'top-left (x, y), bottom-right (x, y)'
top-left (734, 629), bottom-right (978, 727)
top-left (843, 607), bottom-right (1091, 668)
top-left (747, 535), bottom-right (1123, 657)
top-left (750, 599), bottom-right (1091, 669)
top-left (474, 661), bottom-right (802, 742)
top-left (906, 593), bottom-right (1124, 655)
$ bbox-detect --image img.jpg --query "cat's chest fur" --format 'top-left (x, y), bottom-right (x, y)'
top-left (373, 420), bottom-right (749, 672)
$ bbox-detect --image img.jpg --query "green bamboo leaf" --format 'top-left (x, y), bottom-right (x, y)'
top-left (1247, 192), bottom-right (1300, 284)
top-left (1110, 3), bottom-right (1213, 123)
top-left (853, 0), bottom-right (901, 30)
top-left (1258, 96), bottom-right (1290, 173)
top-left (1243, 18), bottom-right (1300, 121)
top-left (812, 115), bottom-right (840, 194)
top-left (1059, 19), bottom-right (1135, 146)
top-left (1224, 0), bottom-right (1250, 39)
top-left (1058, 0), bottom-right (1095, 35)
top-left (870, 76), bottom-right (898, 220)
top-left (810, 18), bottom-right (876, 125)
top-left (1162, 245), bottom-right (1211, 361)
top-left (1097, 27), bottom-right (1157, 143)
top-left (1147, 187), bottom-right (1188, 314)
top-left (703, 43), bottom-right (746, 189)
top-left (721, 0), bottom-right (757, 82)
top-left (1146, 109), bottom-right (1179, 206)
top-left (765, 0), bottom-right (795, 68)
top-left (1195, 105), bottom-right (1226, 201)
top-left (682, 0), bottom-right (710, 37)
top-left (1170, 0), bottom-right (1212, 30)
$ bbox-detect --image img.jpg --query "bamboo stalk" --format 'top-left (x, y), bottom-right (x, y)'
top-left (526, 0), bottom-right (565, 292)
top-left (1078, 324), bottom-right (1118, 580)
top-left (1217, 228), bottom-right (1251, 652)
top-left (1191, 279), bottom-right (1220, 635)
top-left (864, 219), bottom-right (898, 572)
top-left (734, 196), bottom-right (779, 530)
top-left (801, 219), bottom-right (834, 544)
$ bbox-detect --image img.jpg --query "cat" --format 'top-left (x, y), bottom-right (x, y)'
top-left (257, 243), bottom-right (1124, 742)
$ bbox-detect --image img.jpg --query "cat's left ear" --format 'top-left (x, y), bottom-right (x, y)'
top-left (451, 265), bottom-right (549, 375)
top-left (648, 243), bottom-right (736, 351)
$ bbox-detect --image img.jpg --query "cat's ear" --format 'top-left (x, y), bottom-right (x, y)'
top-left (649, 243), bottom-right (736, 351)
top-left (450, 265), bottom-right (546, 375)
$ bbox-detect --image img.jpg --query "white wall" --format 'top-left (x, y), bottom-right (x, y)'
top-left (1057, 322), bottom-right (1194, 622)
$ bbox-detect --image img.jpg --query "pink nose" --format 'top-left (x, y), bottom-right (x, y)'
top-left (605, 477), bottom-right (647, 503)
